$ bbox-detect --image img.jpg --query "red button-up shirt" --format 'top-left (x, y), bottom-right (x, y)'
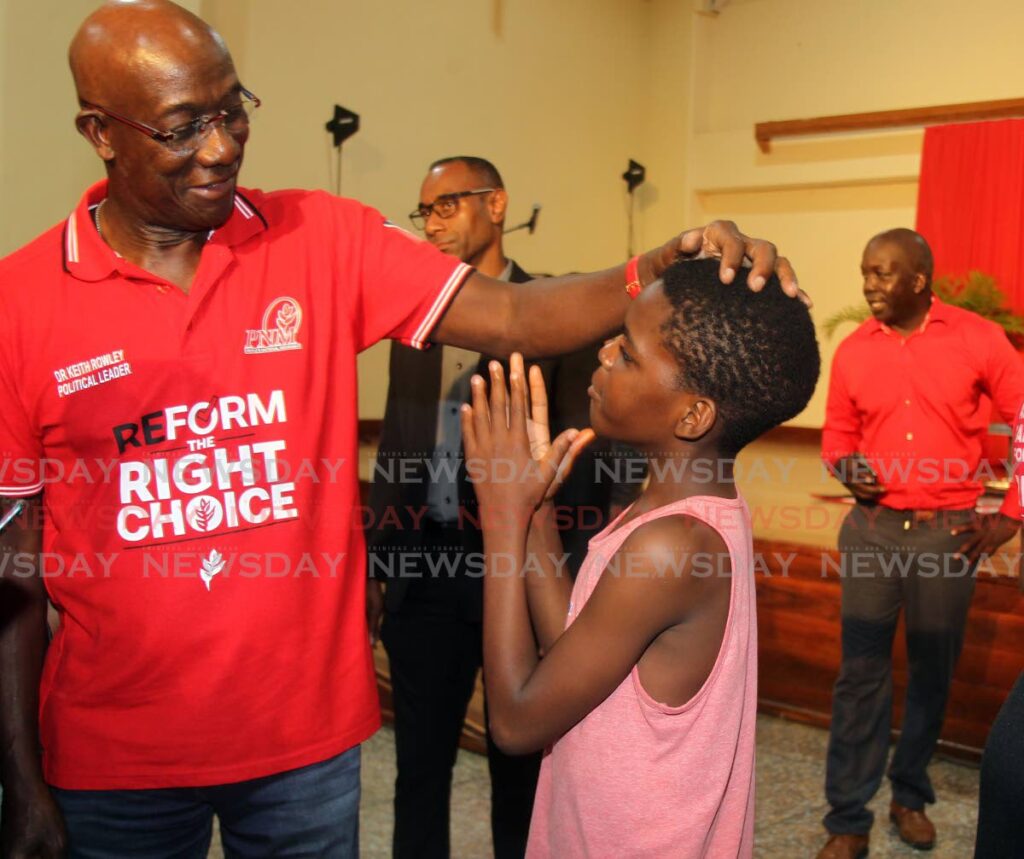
top-left (822, 298), bottom-right (1024, 516)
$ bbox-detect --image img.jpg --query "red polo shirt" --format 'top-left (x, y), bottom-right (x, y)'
top-left (822, 298), bottom-right (1024, 516)
top-left (1013, 409), bottom-right (1024, 523)
top-left (0, 181), bottom-right (472, 788)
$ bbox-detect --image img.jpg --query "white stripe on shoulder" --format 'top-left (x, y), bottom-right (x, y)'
top-left (67, 211), bottom-right (78, 264)
top-left (0, 482), bottom-right (44, 498)
top-left (382, 221), bottom-right (422, 242)
top-left (408, 263), bottom-right (472, 349)
top-left (234, 196), bottom-right (254, 219)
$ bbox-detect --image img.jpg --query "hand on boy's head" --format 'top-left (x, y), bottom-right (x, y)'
top-left (668, 220), bottom-right (809, 305)
top-left (657, 258), bottom-right (820, 454)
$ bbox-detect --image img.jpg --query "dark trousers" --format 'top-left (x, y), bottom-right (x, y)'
top-left (380, 532), bottom-right (540, 859)
top-left (824, 505), bottom-right (978, 835)
top-left (51, 747), bottom-right (361, 858)
top-left (974, 671), bottom-right (1024, 858)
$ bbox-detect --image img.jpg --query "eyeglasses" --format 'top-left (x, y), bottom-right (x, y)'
top-left (408, 188), bottom-right (495, 230)
top-left (80, 88), bottom-right (261, 157)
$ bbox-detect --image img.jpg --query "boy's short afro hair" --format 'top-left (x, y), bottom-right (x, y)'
top-left (660, 258), bottom-right (820, 455)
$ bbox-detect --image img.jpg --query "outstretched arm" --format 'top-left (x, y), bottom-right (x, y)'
top-left (434, 221), bottom-right (800, 357)
top-left (948, 330), bottom-right (1024, 565)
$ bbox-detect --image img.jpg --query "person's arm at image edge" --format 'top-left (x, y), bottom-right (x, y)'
top-left (952, 331), bottom-right (1024, 564)
top-left (0, 495), bottom-right (67, 858)
top-left (982, 331), bottom-right (1024, 522)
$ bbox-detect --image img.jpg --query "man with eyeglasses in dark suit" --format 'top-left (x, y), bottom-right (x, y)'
top-left (368, 155), bottom-right (617, 859)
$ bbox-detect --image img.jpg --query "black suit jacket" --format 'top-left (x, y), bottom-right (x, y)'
top-left (367, 262), bottom-right (613, 612)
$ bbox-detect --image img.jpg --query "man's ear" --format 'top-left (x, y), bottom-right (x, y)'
top-left (488, 188), bottom-right (508, 226)
top-left (75, 111), bottom-right (115, 162)
top-left (674, 396), bottom-right (717, 442)
top-left (912, 271), bottom-right (928, 294)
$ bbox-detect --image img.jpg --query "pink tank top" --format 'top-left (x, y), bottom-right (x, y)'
top-left (526, 495), bottom-right (757, 859)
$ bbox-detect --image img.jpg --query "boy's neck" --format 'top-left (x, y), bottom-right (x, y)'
top-left (639, 447), bottom-right (737, 508)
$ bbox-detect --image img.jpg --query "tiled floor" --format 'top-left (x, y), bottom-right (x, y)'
top-left (204, 714), bottom-right (980, 858)
top-left (750, 717), bottom-right (979, 858)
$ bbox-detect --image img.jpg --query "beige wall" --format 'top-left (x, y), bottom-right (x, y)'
top-left (0, 0), bottom-right (203, 257)
top-left (0, 0), bottom-right (105, 256)
top-left (3, 0), bottom-right (1022, 425)
top-left (684, 0), bottom-right (1024, 426)
top-left (197, 0), bottom-right (670, 417)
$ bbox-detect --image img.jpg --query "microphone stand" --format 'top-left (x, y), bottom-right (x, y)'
top-left (504, 205), bottom-right (541, 235)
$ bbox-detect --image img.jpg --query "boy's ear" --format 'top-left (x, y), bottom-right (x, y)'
top-left (674, 396), bottom-right (717, 442)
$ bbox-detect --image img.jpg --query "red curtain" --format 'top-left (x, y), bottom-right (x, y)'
top-left (916, 120), bottom-right (1024, 463)
top-left (915, 119), bottom-right (1024, 311)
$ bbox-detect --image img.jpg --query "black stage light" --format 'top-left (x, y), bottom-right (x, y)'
top-left (622, 159), bottom-right (646, 193)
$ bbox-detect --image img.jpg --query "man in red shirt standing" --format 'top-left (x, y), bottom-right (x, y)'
top-left (0, 2), bottom-right (797, 857)
top-left (817, 228), bottom-right (1023, 859)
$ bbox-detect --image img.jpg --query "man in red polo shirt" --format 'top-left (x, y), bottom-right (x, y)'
top-left (817, 228), bottom-right (1024, 859)
top-left (0, 1), bottom-right (798, 856)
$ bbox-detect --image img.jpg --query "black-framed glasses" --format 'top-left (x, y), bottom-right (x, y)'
top-left (80, 88), bottom-right (261, 157)
top-left (408, 188), bottom-right (495, 230)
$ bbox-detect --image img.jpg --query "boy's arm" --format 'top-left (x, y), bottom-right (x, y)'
top-left (483, 514), bottom-right (727, 755)
top-left (523, 502), bottom-right (573, 653)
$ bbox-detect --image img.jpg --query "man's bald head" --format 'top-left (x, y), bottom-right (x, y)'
top-left (868, 228), bottom-right (934, 287)
top-left (69, 0), bottom-right (249, 235)
top-left (70, 0), bottom-right (231, 109)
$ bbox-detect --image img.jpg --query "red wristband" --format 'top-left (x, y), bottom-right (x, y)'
top-left (625, 254), bottom-right (642, 299)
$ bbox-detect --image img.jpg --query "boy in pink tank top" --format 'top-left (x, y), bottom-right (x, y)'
top-left (460, 258), bottom-right (819, 857)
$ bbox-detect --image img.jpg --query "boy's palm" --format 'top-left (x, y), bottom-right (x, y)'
top-left (462, 355), bottom-right (595, 508)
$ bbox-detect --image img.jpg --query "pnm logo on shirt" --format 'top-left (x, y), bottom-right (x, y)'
top-left (244, 297), bottom-right (303, 354)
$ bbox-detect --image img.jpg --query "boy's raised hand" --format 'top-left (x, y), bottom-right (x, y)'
top-left (518, 354), bottom-right (595, 482)
top-left (461, 354), bottom-right (593, 512)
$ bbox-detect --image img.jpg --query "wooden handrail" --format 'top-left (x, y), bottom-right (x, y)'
top-left (755, 97), bottom-right (1024, 153)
